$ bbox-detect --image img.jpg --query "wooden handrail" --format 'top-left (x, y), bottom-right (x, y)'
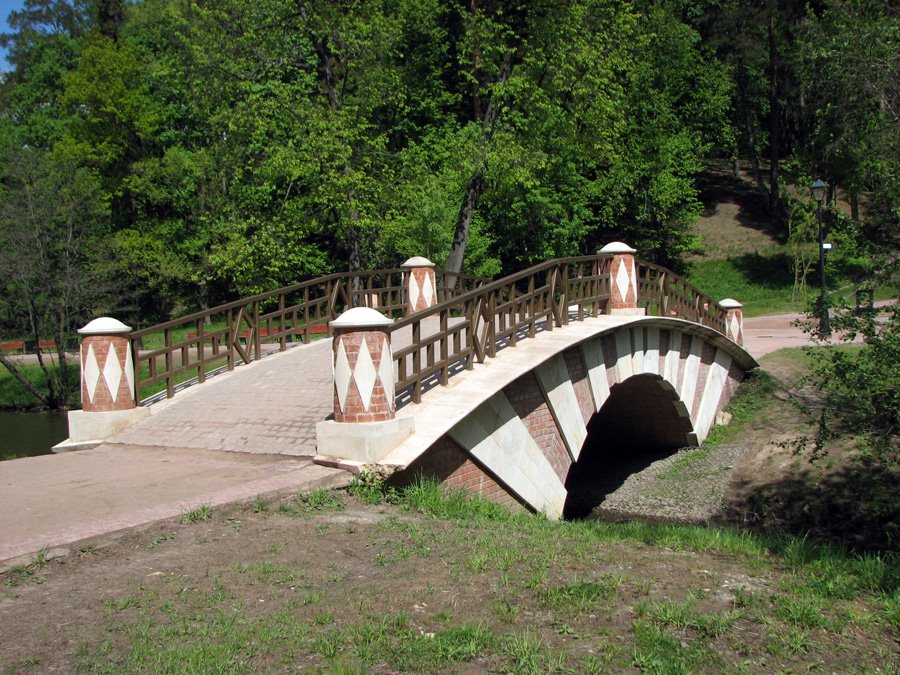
top-left (390, 256), bottom-right (611, 404)
top-left (390, 254), bottom-right (728, 406)
top-left (131, 267), bottom-right (484, 403)
top-left (128, 252), bottom-right (729, 406)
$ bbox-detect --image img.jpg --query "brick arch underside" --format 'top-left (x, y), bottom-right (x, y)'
top-left (389, 325), bottom-right (746, 518)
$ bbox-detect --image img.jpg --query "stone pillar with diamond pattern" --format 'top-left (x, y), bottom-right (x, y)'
top-left (54, 317), bottom-right (150, 452)
top-left (330, 307), bottom-right (395, 423)
top-left (78, 317), bottom-right (136, 412)
top-left (402, 256), bottom-right (437, 315)
top-left (719, 299), bottom-right (744, 346)
top-left (600, 241), bottom-right (644, 315)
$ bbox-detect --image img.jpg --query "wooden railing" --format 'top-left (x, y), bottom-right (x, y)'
top-left (391, 256), bottom-right (611, 404)
top-left (130, 253), bottom-right (729, 406)
top-left (635, 260), bottom-right (727, 334)
top-left (391, 255), bottom-right (728, 405)
top-left (131, 268), bottom-right (483, 403)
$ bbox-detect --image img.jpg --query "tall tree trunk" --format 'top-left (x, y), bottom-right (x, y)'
top-left (746, 114), bottom-right (769, 200)
top-left (768, 11), bottom-right (780, 213)
top-left (850, 191), bottom-right (859, 222)
top-left (445, 47), bottom-right (514, 278)
top-left (446, 173), bottom-right (484, 277)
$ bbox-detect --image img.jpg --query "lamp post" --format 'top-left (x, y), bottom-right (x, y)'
top-left (811, 179), bottom-right (831, 338)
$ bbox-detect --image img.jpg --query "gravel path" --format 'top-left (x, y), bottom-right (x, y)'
top-left (590, 445), bottom-right (753, 525)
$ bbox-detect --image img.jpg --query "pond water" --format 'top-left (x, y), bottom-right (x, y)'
top-left (0, 410), bottom-right (68, 461)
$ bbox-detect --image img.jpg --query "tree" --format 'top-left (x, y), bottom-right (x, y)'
top-left (0, 143), bottom-right (111, 409)
top-left (797, 0), bottom-right (899, 256)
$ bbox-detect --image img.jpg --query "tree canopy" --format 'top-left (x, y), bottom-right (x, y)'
top-left (0, 0), bottom-right (896, 407)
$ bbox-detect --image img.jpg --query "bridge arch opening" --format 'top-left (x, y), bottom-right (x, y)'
top-left (563, 374), bottom-right (695, 519)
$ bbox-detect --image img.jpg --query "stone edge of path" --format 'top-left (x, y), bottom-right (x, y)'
top-left (0, 464), bottom-right (351, 572)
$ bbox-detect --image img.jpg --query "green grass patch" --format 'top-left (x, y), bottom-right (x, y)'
top-left (703, 368), bottom-right (779, 446)
top-left (687, 254), bottom-right (804, 317)
top-left (0, 361), bottom-right (79, 409)
top-left (180, 503), bottom-right (212, 524)
top-left (53, 480), bottom-right (900, 675)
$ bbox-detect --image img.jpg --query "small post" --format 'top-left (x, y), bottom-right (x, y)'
top-left (54, 317), bottom-right (149, 452)
top-left (330, 307), bottom-right (395, 423)
top-left (78, 317), bottom-right (135, 412)
top-left (315, 307), bottom-right (414, 465)
top-left (599, 242), bottom-right (643, 315)
top-left (719, 299), bottom-right (744, 346)
top-left (402, 256), bottom-right (437, 315)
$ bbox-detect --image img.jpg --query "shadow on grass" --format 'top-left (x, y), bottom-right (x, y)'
top-left (727, 252), bottom-right (796, 290)
top-left (718, 456), bottom-right (900, 553)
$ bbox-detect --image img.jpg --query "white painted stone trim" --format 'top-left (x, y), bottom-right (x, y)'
top-left (401, 256), bottom-right (435, 268)
top-left (535, 354), bottom-right (586, 461)
top-left (679, 335), bottom-right (703, 419)
top-left (449, 392), bottom-right (566, 519)
top-left (580, 338), bottom-right (610, 412)
top-left (614, 330), bottom-right (633, 382)
top-left (694, 349), bottom-right (733, 442)
top-left (78, 317), bottom-right (131, 335)
top-left (331, 307), bottom-right (393, 328)
top-left (599, 241), bottom-right (636, 254)
top-left (664, 330), bottom-right (682, 387)
top-left (631, 327), bottom-right (644, 375)
top-left (644, 327), bottom-right (660, 375)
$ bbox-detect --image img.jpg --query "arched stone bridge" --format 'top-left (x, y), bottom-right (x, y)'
top-left (63, 245), bottom-right (756, 520)
top-left (379, 315), bottom-right (754, 519)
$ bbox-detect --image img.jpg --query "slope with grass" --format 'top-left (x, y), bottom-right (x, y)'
top-left (686, 166), bottom-right (895, 317)
top-left (1, 481), bottom-right (896, 674)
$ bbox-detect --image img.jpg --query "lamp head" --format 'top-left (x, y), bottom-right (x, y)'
top-left (811, 179), bottom-right (826, 204)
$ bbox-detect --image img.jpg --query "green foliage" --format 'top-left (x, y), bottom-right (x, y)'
top-left (348, 472), bottom-right (392, 506)
top-left (0, 0), bottom-right (893, 339)
top-left (179, 503), bottom-right (212, 524)
top-left (802, 302), bottom-right (899, 460)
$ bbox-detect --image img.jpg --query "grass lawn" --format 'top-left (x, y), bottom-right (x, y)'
top-left (2, 481), bottom-right (897, 674)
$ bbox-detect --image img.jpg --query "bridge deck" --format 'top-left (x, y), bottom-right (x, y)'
top-left (0, 312), bottom-right (830, 564)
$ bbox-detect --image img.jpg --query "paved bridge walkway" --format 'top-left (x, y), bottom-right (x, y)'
top-left (1, 311), bottom-right (802, 565)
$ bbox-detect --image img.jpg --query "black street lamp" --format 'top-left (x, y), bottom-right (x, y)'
top-left (811, 179), bottom-right (831, 339)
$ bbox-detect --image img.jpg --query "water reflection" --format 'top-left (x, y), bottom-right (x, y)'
top-left (0, 410), bottom-right (68, 460)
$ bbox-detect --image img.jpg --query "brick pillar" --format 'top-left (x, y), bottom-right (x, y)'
top-left (599, 242), bottom-right (643, 315)
top-left (331, 307), bottom-right (395, 423)
top-left (77, 317), bottom-right (135, 412)
top-left (402, 256), bottom-right (437, 315)
top-left (720, 299), bottom-right (744, 346)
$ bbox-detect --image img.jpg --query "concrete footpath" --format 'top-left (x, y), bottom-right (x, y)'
top-left (0, 309), bottom-right (877, 566)
top-left (0, 338), bottom-right (349, 567)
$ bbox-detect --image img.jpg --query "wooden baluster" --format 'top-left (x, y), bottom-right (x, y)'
top-left (279, 293), bottom-right (286, 350)
top-left (440, 309), bottom-right (449, 385)
top-left (226, 308), bottom-right (235, 371)
top-left (509, 284), bottom-right (517, 347)
top-left (528, 274), bottom-right (537, 338)
top-left (253, 302), bottom-right (261, 361)
top-left (303, 287), bottom-right (310, 343)
top-left (197, 319), bottom-right (206, 384)
top-left (412, 320), bottom-right (422, 403)
top-left (487, 291), bottom-right (497, 358)
top-left (165, 327), bottom-right (174, 398)
top-left (465, 300), bottom-right (475, 370)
